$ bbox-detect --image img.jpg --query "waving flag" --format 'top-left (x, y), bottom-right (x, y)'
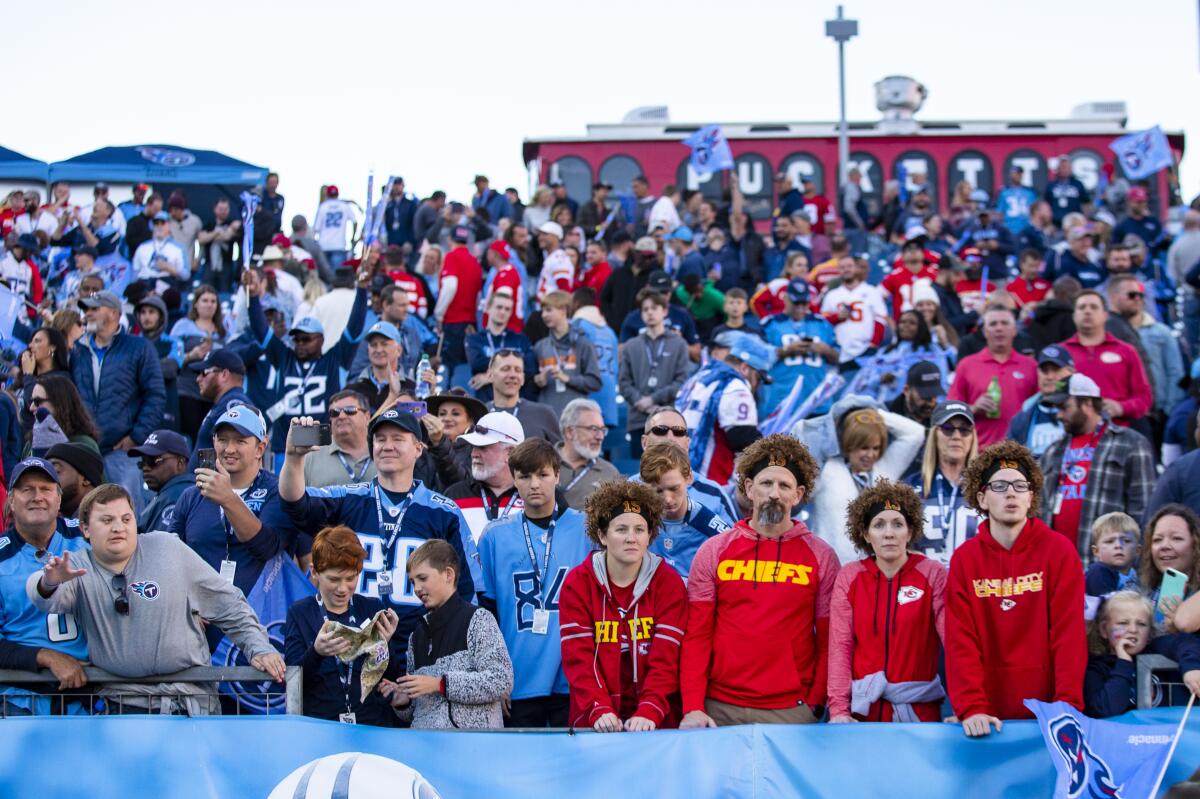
top-left (367, 175), bottom-right (398, 246)
top-left (239, 190), bottom-right (261, 267)
top-left (683, 125), bottom-right (734, 175)
top-left (0, 283), bottom-right (23, 339)
top-left (1110, 126), bottom-right (1175, 180)
top-left (1026, 699), bottom-right (1183, 799)
top-left (761, 371), bottom-right (846, 435)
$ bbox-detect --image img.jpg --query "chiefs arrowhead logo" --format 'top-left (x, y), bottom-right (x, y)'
top-left (1000, 598), bottom-right (1016, 611)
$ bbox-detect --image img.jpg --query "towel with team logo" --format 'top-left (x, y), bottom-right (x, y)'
top-left (1027, 699), bottom-right (1176, 799)
top-left (321, 612), bottom-right (392, 702)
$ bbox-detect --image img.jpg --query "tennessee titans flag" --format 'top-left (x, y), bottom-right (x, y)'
top-left (1026, 699), bottom-right (1177, 799)
top-left (240, 190), bottom-right (261, 268)
top-left (1110, 126), bottom-right (1175, 181)
top-left (367, 176), bottom-right (398, 246)
top-left (213, 554), bottom-right (315, 714)
top-left (683, 125), bottom-right (734, 175)
top-left (0, 283), bottom-right (24, 339)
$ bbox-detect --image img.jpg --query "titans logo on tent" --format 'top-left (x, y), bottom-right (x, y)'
top-left (1049, 714), bottom-right (1122, 798)
top-left (129, 581), bottom-right (160, 600)
top-left (136, 147), bottom-right (196, 167)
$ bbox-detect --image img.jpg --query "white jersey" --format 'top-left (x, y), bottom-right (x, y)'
top-left (132, 238), bottom-right (187, 281)
top-left (680, 371), bottom-right (757, 484)
top-left (535, 248), bottom-right (574, 305)
top-left (819, 281), bottom-right (888, 362)
top-left (313, 199), bottom-right (359, 251)
top-left (648, 196), bottom-right (681, 234)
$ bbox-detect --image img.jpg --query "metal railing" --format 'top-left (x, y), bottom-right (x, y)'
top-left (0, 665), bottom-right (303, 716)
top-left (1137, 654), bottom-right (1181, 709)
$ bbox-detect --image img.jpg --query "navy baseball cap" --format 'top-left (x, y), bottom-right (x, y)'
top-left (188, 348), bottom-right (246, 374)
top-left (906, 361), bottom-right (944, 399)
top-left (369, 407), bottom-right (428, 444)
top-left (289, 317), bottom-right (324, 336)
top-left (1037, 344), bottom-right (1074, 369)
top-left (785, 279), bottom-right (811, 303)
top-left (365, 321), bottom-right (403, 344)
top-left (128, 430), bottom-right (190, 459)
top-left (214, 406), bottom-right (266, 440)
top-left (931, 400), bottom-right (974, 428)
top-left (450, 225), bottom-right (471, 243)
top-left (8, 457), bottom-right (58, 491)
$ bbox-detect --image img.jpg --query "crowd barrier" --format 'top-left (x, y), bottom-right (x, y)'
top-left (1, 707), bottom-right (1198, 798)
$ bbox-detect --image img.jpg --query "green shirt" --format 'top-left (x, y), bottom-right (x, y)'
top-left (675, 282), bottom-right (725, 321)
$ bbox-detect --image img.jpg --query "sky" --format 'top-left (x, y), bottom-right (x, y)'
top-left (7, 0), bottom-right (1200, 218)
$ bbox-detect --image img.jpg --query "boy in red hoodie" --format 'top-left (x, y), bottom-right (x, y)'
top-left (946, 441), bottom-right (1086, 737)
top-left (679, 434), bottom-right (840, 727)
top-left (559, 480), bottom-right (688, 731)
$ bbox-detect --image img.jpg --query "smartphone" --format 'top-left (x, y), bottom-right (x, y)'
top-left (292, 423), bottom-right (332, 448)
top-left (1156, 567), bottom-right (1188, 623)
top-left (196, 448), bottom-right (217, 471)
top-left (395, 401), bottom-right (427, 417)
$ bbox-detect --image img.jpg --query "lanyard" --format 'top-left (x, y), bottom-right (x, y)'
top-left (317, 595), bottom-right (357, 712)
top-left (336, 451), bottom-right (372, 482)
top-left (564, 460), bottom-right (596, 492)
top-left (219, 474), bottom-right (261, 560)
top-left (934, 471), bottom-right (960, 538)
top-left (486, 331), bottom-right (504, 355)
top-left (375, 483), bottom-right (416, 568)
top-left (522, 508), bottom-right (557, 598)
top-left (645, 336), bottom-right (666, 370)
top-left (480, 487), bottom-right (517, 522)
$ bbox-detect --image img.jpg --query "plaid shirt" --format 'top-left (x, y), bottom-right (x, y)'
top-left (1039, 422), bottom-right (1155, 563)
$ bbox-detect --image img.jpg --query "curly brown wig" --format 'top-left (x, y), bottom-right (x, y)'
top-left (735, 434), bottom-right (819, 499)
top-left (844, 480), bottom-right (926, 556)
top-left (584, 480), bottom-right (663, 546)
top-left (962, 440), bottom-right (1043, 517)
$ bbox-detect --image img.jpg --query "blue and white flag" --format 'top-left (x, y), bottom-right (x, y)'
top-left (1110, 126), bottom-right (1175, 181)
top-left (239, 190), bottom-right (261, 267)
top-left (761, 371), bottom-right (846, 435)
top-left (367, 175), bottom-right (398, 246)
top-left (683, 125), bottom-right (734, 175)
top-left (1026, 699), bottom-right (1178, 799)
top-left (0, 283), bottom-right (24, 339)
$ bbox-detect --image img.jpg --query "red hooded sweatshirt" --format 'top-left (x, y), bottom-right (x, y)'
top-left (680, 519), bottom-right (840, 713)
top-left (945, 516), bottom-right (1086, 721)
top-left (559, 551), bottom-right (688, 728)
top-left (827, 553), bottom-right (947, 721)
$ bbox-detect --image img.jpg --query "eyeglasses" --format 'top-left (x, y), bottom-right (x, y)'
top-left (111, 574), bottom-right (129, 616)
top-left (573, 424), bottom-right (608, 436)
top-left (985, 480), bottom-right (1032, 494)
top-left (329, 406), bottom-right (364, 418)
top-left (470, 424), bottom-right (520, 443)
top-left (649, 425), bottom-right (688, 438)
top-left (938, 422), bottom-right (973, 437)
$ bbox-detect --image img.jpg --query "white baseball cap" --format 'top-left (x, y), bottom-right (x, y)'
top-left (538, 221), bottom-right (564, 239)
top-left (459, 411), bottom-right (525, 447)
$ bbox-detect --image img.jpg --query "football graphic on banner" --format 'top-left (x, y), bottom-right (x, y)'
top-left (268, 752), bottom-right (441, 799)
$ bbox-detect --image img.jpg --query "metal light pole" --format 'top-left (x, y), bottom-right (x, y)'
top-left (825, 6), bottom-right (858, 186)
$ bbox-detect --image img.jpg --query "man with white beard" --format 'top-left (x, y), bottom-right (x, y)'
top-left (443, 412), bottom-right (525, 545)
top-left (555, 399), bottom-right (619, 511)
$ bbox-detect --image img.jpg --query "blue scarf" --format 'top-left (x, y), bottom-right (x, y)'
top-left (680, 360), bottom-right (741, 470)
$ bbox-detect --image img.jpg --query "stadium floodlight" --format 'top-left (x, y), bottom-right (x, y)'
top-left (825, 5), bottom-right (859, 187)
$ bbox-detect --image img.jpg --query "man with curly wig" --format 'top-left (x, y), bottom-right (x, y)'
top-left (827, 480), bottom-right (947, 723)
top-left (678, 434), bottom-right (840, 727)
top-left (945, 440), bottom-right (1086, 738)
top-left (558, 480), bottom-right (688, 731)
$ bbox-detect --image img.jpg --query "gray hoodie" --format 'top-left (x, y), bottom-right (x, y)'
top-left (617, 328), bottom-right (691, 432)
top-left (531, 328), bottom-right (603, 418)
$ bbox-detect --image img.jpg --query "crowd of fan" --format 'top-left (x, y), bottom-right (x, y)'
top-left (1, 160), bottom-right (1200, 733)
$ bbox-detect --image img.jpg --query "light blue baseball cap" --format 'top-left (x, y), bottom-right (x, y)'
top-left (214, 405), bottom-right (266, 440)
top-left (289, 317), bottom-right (324, 336)
top-left (365, 321), bottom-right (402, 344)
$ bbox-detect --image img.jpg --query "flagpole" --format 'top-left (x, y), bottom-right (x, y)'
top-left (1147, 692), bottom-right (1195, 799)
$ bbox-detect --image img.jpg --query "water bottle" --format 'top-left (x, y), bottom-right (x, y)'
top-left (417, 354), bottom-right (433, 399)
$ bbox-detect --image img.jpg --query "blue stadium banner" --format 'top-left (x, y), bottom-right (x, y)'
top-left (1109, 126), bottom-right (1175, 181)
top-left (683, 125), bottom-right (734, 176)
top-left (3, 709), bottom-right (1200, 798)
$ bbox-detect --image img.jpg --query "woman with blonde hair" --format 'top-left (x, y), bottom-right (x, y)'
top-left (905, 401), bottom-right (979, 567)
top-left (522, 186), bottom-right (554, 233)
top-left (807, 403), bottom-right (925, 563)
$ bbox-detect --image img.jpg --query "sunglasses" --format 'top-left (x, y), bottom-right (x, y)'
top-left (29, 397), bottom-right (48, 409)
top-left (112, 574), bottom-right (129, 616)
top-left (470, 423), bottom-right (520, 443)
top-left (938, 422), bottom-right (973, 437)
top-left (649, 425), bottom-right (688, 438)
top-left (140, 456), bottom-right (165, 470)
top-left (1126, 292), bottom-right (1144, 300)
top-left (329, 406), bottom-right (364, 418)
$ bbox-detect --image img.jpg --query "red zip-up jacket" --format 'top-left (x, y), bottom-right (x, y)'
top-left (679, 520), bottom-right (840, 713)
top-left (945, 517), bottom-right (1086, 721)
top-left (559, 551), bottom-right (688, 728)
top-left (827, 553), bottom-right (947, 721)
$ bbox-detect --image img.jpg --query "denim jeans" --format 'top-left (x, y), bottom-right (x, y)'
top-left (1184, 294), bottom-right (1200, 361)
top-left (324, 250), bottom-right (348, 272)
top-left (104, 449), bottom-right (147, 516)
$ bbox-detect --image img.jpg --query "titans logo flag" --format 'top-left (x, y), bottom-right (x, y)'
top-left (1026, 700), bottom-right (1178, 799)
top-left (1109, 126), bottom-right (1174, 181)
top-left (683, 125), bottom-right (734, 176)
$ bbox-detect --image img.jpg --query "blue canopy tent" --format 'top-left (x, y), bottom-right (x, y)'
top-left (0, 147), bottom-right (48, 181)
top-left (47, 144), bottom-right (269, 228)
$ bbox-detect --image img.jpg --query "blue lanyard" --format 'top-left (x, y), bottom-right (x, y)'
top-left (564, 460), bottom-right (596, 492)
top-left (317, 595), bottom-right (357, 711)
top-left (336, 451), bottom-right (371, 482)
top-left (219, 473), bottom-right (262, 560)
top-left (521, 508), bottom-right (556, 598)
top-left (375, 483), bottom-right (415, 568)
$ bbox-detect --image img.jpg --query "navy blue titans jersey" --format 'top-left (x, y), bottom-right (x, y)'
top-left (247, 289), bottom-right (368, 443)
top-left (477, 506), bottom-right (593, 699)
top-left (282, 479), bottom-right (475, 670)
top-left (650, 500), bottom-right (730, 582)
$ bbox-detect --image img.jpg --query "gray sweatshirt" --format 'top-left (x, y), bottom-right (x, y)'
top-left (617, 328), bottom-right (691, 432)
top-left (531, 328), bottom-right (603, 418)
top-left (28, 532), bottom-right (276, 709)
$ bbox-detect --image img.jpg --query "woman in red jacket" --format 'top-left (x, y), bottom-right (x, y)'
top-left (559, 479), bottom-right (688, 732)
top-left (828, 480), bottom-right (947, 723)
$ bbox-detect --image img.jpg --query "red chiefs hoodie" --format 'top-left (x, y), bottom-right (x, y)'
top-left (945, 516), bottom-right (1086, 721)
top-left (680, 520), bottom-right (840, 713)
top-left (559, 551), bottom-right (688, 728)
top-left (827, 553), bottom-right (947, 721)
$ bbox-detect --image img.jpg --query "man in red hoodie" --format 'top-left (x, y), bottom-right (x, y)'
top-left (678, 435), bottom-right (840, 727)
top-left (946, 441), bottom-right (1086, 737)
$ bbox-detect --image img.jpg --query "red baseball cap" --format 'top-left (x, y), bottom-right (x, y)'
top-left (1127, 186), bottom-right (1148, 202)
top-left (271, 233), bottom-right (291, 248)
top-left (958, 246), bottom-right (983, 262)
top-left (326, 185), bottom-right (339, 197)
top-left (487, 240), bottom-right (510, 260)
